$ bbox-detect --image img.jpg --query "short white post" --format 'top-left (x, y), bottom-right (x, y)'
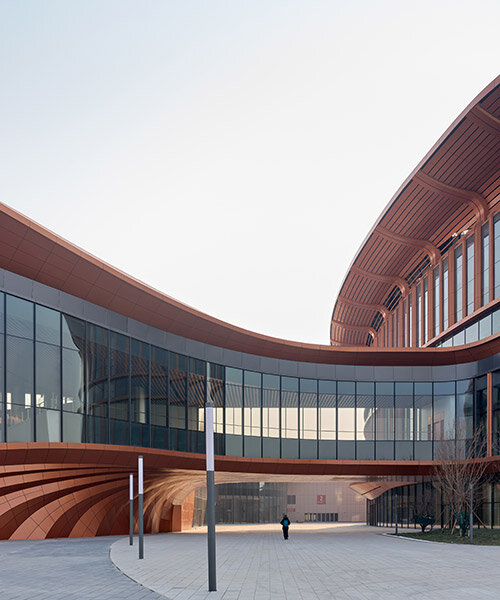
top-left (129, 473), bottom-right (134, 546)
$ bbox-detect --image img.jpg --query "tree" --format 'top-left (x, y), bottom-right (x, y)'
top-left (433, 426), bottom-right (489, 537)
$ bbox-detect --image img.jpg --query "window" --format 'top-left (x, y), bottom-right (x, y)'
top-left (433, 266), bottom-right (440, 337)
top-left (482, 223), bottom-right (489, 306)
top-left (455, 246), bottom-right (463, 322)
top-left (466, 236), bottom-right (474, 315)
top-left (443, 258), bottom-right (449, 330)
top-left (423, 277), bottom-right (428, 345)
top-left (416, 284), bottom-right (421, 347)
top-left (402, 300), bottom-right (407, 347)
top-left (495, 214), bottom-right (500, 298)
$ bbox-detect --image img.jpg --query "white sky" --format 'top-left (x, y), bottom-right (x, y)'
top-left (1, 1), bottom-right (499, 345)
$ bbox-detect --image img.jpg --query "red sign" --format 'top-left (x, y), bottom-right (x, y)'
top-left (317, 494), bottom-right (326, 505)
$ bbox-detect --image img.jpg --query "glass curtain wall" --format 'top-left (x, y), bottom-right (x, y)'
top-left (225, 367), bottom-right (242, 456)
top-left (281, 377), bottom-right (299, 458)
top-left (300, 378), bottom-right (317, 459)
top-left (318, 380), bottom-right (336, 459)
top-left (244, 371), bottom-right (261, 457)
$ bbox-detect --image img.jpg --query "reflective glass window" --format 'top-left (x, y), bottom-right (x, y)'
top-left (281, 377), bottom-right (298, 439)
top-left (479, 314), bottom-right (492, 339)
top-left (62, 347), bottom-right (84, 414)
top-left (456, 379), bottom-right (473, 440)
top-left (109, 333), bottom-right (129, 421)
top-left (414, 382), bottom-right (432, 441)
top-left (6, 336), bottom-right (33, 442)
top-left (455, 246), bottom-right (463, 322)
top-left (62, 315), bottom-right (85, 351)
top-left (35, 305), bottom-right (60, 345)
top-left (225, 367), bottom-right (242, 436)
top-left (443, 258), bottom-right (449, 330)
top-left (87, 325), bottom-right (109, 419)
top-left (423, 278), bottom-right (428, 345)
top-left (318, 380), bottom-right (336, 440)
top-left (356, 382), bottom-right (374, 440)
top-left (395, 382), bottom-right (413, 440)
top-left (36, 408), bottom-right (61, 442)
top-left (416, 285), bottom-right (421, 347)
top-left (131, 339), bottom-right (149, 424)
top-left (244, 371), bottom-right (261, 437)
top-left (188, 358), bottom-right (205, 431)
top-left (466, 236), bottom-right (474, 315)
top-left (494, 310), bottom-right (500, 334)
top-left (150, 346), bottom-right (167, 426)
top-left (433, 381), bottom-right (455, 440)
top-left (169, 353), bottom-right (187, 450)
top-left (262, 374), bottom-right (279, 438)
top-left (300, 378), bottom-right (317, 440)
top-left (482, 223), bottom-right (489, 306)
top-left (35, 342), bottom-right (60, 409)
top-left (6, 295), bottom-right (33, 339)
top-left (375, 382), bottom-right (394, 440)
top-left (433, 266), bottom-right (440, 337)
top-left (209, 363), bottom-right (224, 435)
top-left (337, 381), bottom-right (355, 440)
top-left (495, 214), bottom-right (500, 298)
top-left (465, 321), bottom-right (479, 343)
top-left (0, 292), bottom-right (3, 333)
top-left (402, 300), bottom-right (407, 347)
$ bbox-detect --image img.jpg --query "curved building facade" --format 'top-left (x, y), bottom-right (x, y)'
top-left (0, 76), bottom-right (499, 539)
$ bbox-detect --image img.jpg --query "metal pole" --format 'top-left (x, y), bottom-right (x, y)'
top-left (138, 455), bottom-right (144, 559)
top-left (469, 483), bottom-right (473, 545)
top-left (129, 473), bottom-right (134, 546)
top-left (395, 493), bottom-right (398, 536)
top-left (205, 367), bottom-right (216, 592)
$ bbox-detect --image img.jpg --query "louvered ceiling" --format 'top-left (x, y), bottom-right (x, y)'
top-left (331, 76), bottom-right (500, 347)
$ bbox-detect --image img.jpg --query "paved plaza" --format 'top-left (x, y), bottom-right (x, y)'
top-left (2, 524), bottom-right (500, 599)
top-left (112, 523), bottom-right (500, 600)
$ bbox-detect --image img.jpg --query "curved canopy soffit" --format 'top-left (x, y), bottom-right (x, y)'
top-left (331, 76), bottom-right (500, 346)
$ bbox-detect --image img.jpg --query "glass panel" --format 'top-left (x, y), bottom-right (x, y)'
top-left (0, 292), bottom-right (3, 333)
top-left (62, 314), bottom-right (85, 351)
top-left (109, 333), bottom-right (129, 421)
top-left (36, 408), bottom-right (61, 442)
top-left (433, 266), bottom-right (440, 337)
top-left (169, 352), bottom-right (187, 450)
top-left (402, 300), bottom-right (407, 347)
top-left (262, 374), bottom-right (279, 438)
top-left (35, 342), bottom-right (60, 409)
top-left (482, 223), bottom-right (489, 306)
top-left (87, 325), bottom-right (109, 422)
top-left (416, 285), bottom-right (421, 347)
top-left (318, 380), bottom-right (335, 440)
top-left (300, 378), bottom-right (317, 440)
top-left (479, 314), bottom-right (492, 339)
top-left (62, 348), bottom-right (84, 413)
top-left (63, 411), bottom-right (84, 442)
top-left (356, 382), bottom-right (374, 441)
top-left (455, 246), bottom-right (463, 322)
top-left (375, 382), bottom-right (394, 441)
top-left (6, 295), bottom-right (33, 339)
top-left (209, 363), bottom-right (224, 439)
top-left (35, 305), bottom-right (60, 345)
top-left (495, 214), bottom-right (500, 298)
top-left (225, 367), bottom-right (242, 456)
top-left (131, 339), bottom-right (149, 427)
top-left (443, 258), bottom-right (449, 330)
top-left (281, 377), bottom-right (298, 439)
top-left (188, 358), bottom-right (205, 431)
top-left (423, 277), bottom-right (428, 345)
top-left (466, 236), bottom-right (474, 316)
top-left (244, 371), bottom-right (261, 437)
top-left (493, 310), bottom-right (500, 335)
top-left (433, 381), bottom-right (455, 440)
top-left (151, 346), bottom-right (167, 427)
top-left (395, 382), bottom-right (413, 440)
top-left (6, 336), bottom-right (33, 441)
top-left (414, 382), bottom-right (432, 441)
top-left (0, 333), bottom-right (3, 441)
top-left (337, 381), bottom-right (355, 440)
top-left (465, 321), bottom-right (479, 343)
top-left (456, 379), bottom-right (473, 440)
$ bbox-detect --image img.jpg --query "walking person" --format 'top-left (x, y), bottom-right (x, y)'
top-left (280, 514), bottom-right (290, 540)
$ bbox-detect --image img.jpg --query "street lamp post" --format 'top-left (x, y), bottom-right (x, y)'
top-left (205, 366), bottom-right (216, 592)
top-left (129, 473), bottom-right (134, 546)
top-left (138, 455), bottom-right (144, 559)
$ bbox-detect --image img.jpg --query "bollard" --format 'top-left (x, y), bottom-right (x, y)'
top-left (129, 473), bottom-right (133, 546)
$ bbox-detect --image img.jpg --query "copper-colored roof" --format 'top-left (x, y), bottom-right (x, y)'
top-left (331, 76), bottom-right (500, 346)
top-left (2, 199), bottom-right (500, 365)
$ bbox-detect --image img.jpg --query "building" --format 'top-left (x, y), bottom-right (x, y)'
top-left (0, 76), bottom-right (498, 539)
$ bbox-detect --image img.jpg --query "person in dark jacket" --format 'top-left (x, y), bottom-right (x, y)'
top-left (280, 514), bottom-right (290, 539)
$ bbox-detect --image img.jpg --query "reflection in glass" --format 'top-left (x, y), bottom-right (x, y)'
top-left (35, 342), bottom-right (60, 409)
top-left (225, 367), bottom-right (242, 456)
top-left (443, 258), bottom-right (449, 330)
top-left (433, 381), bottom-right (455, 440)
top-left (109, 333), bottom-right (129, 421)
top-left (36, 305), bottom-right (60, 345)
top-left (263, 374), bottom-right (279, 438)
top-left (318, 380), bottom-right (335, 440)
top-left (281, 377), bottom-right (298, 439)
top-left (337, 381), bottom-right (355, 440)
top-left (375, 382), bottom-right (394, 440)
top-left (433, 266), bottom-right (440, 337)
top-left (456, 379), bottom-right (473, 440)
top-left (414, 382), bottom-right (432, 441)
top-left (395, 382), bottom-right (413, 440)
top-left (244, 371), bottom-right (261, 437)
top-left (300, 379), bottom-right (317, 440)
top-left (62, 315), bottom-right (85, 351)
top-left (87, 325), bottom-right (109, 420)
top-left (6, 295), bottom-right (33, 339)
top-left (466, 236), bottom-right (474, 316)
top-left (63, 348), bottom-right (84, 413)
top-left (36, 408), bottom-right (61, 442)
top-left (356, 382), bottom-right (374, 441)
top-left (482, 223), bottom-right (489, 306)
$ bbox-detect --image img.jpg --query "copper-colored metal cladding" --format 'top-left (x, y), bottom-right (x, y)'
top-left (331, 76), bottom-right (500, 348)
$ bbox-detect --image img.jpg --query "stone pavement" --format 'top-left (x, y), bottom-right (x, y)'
top-left (0, 535), bottom-right (163, 600)
top-left (111, 523), bottom-right (500, 600)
